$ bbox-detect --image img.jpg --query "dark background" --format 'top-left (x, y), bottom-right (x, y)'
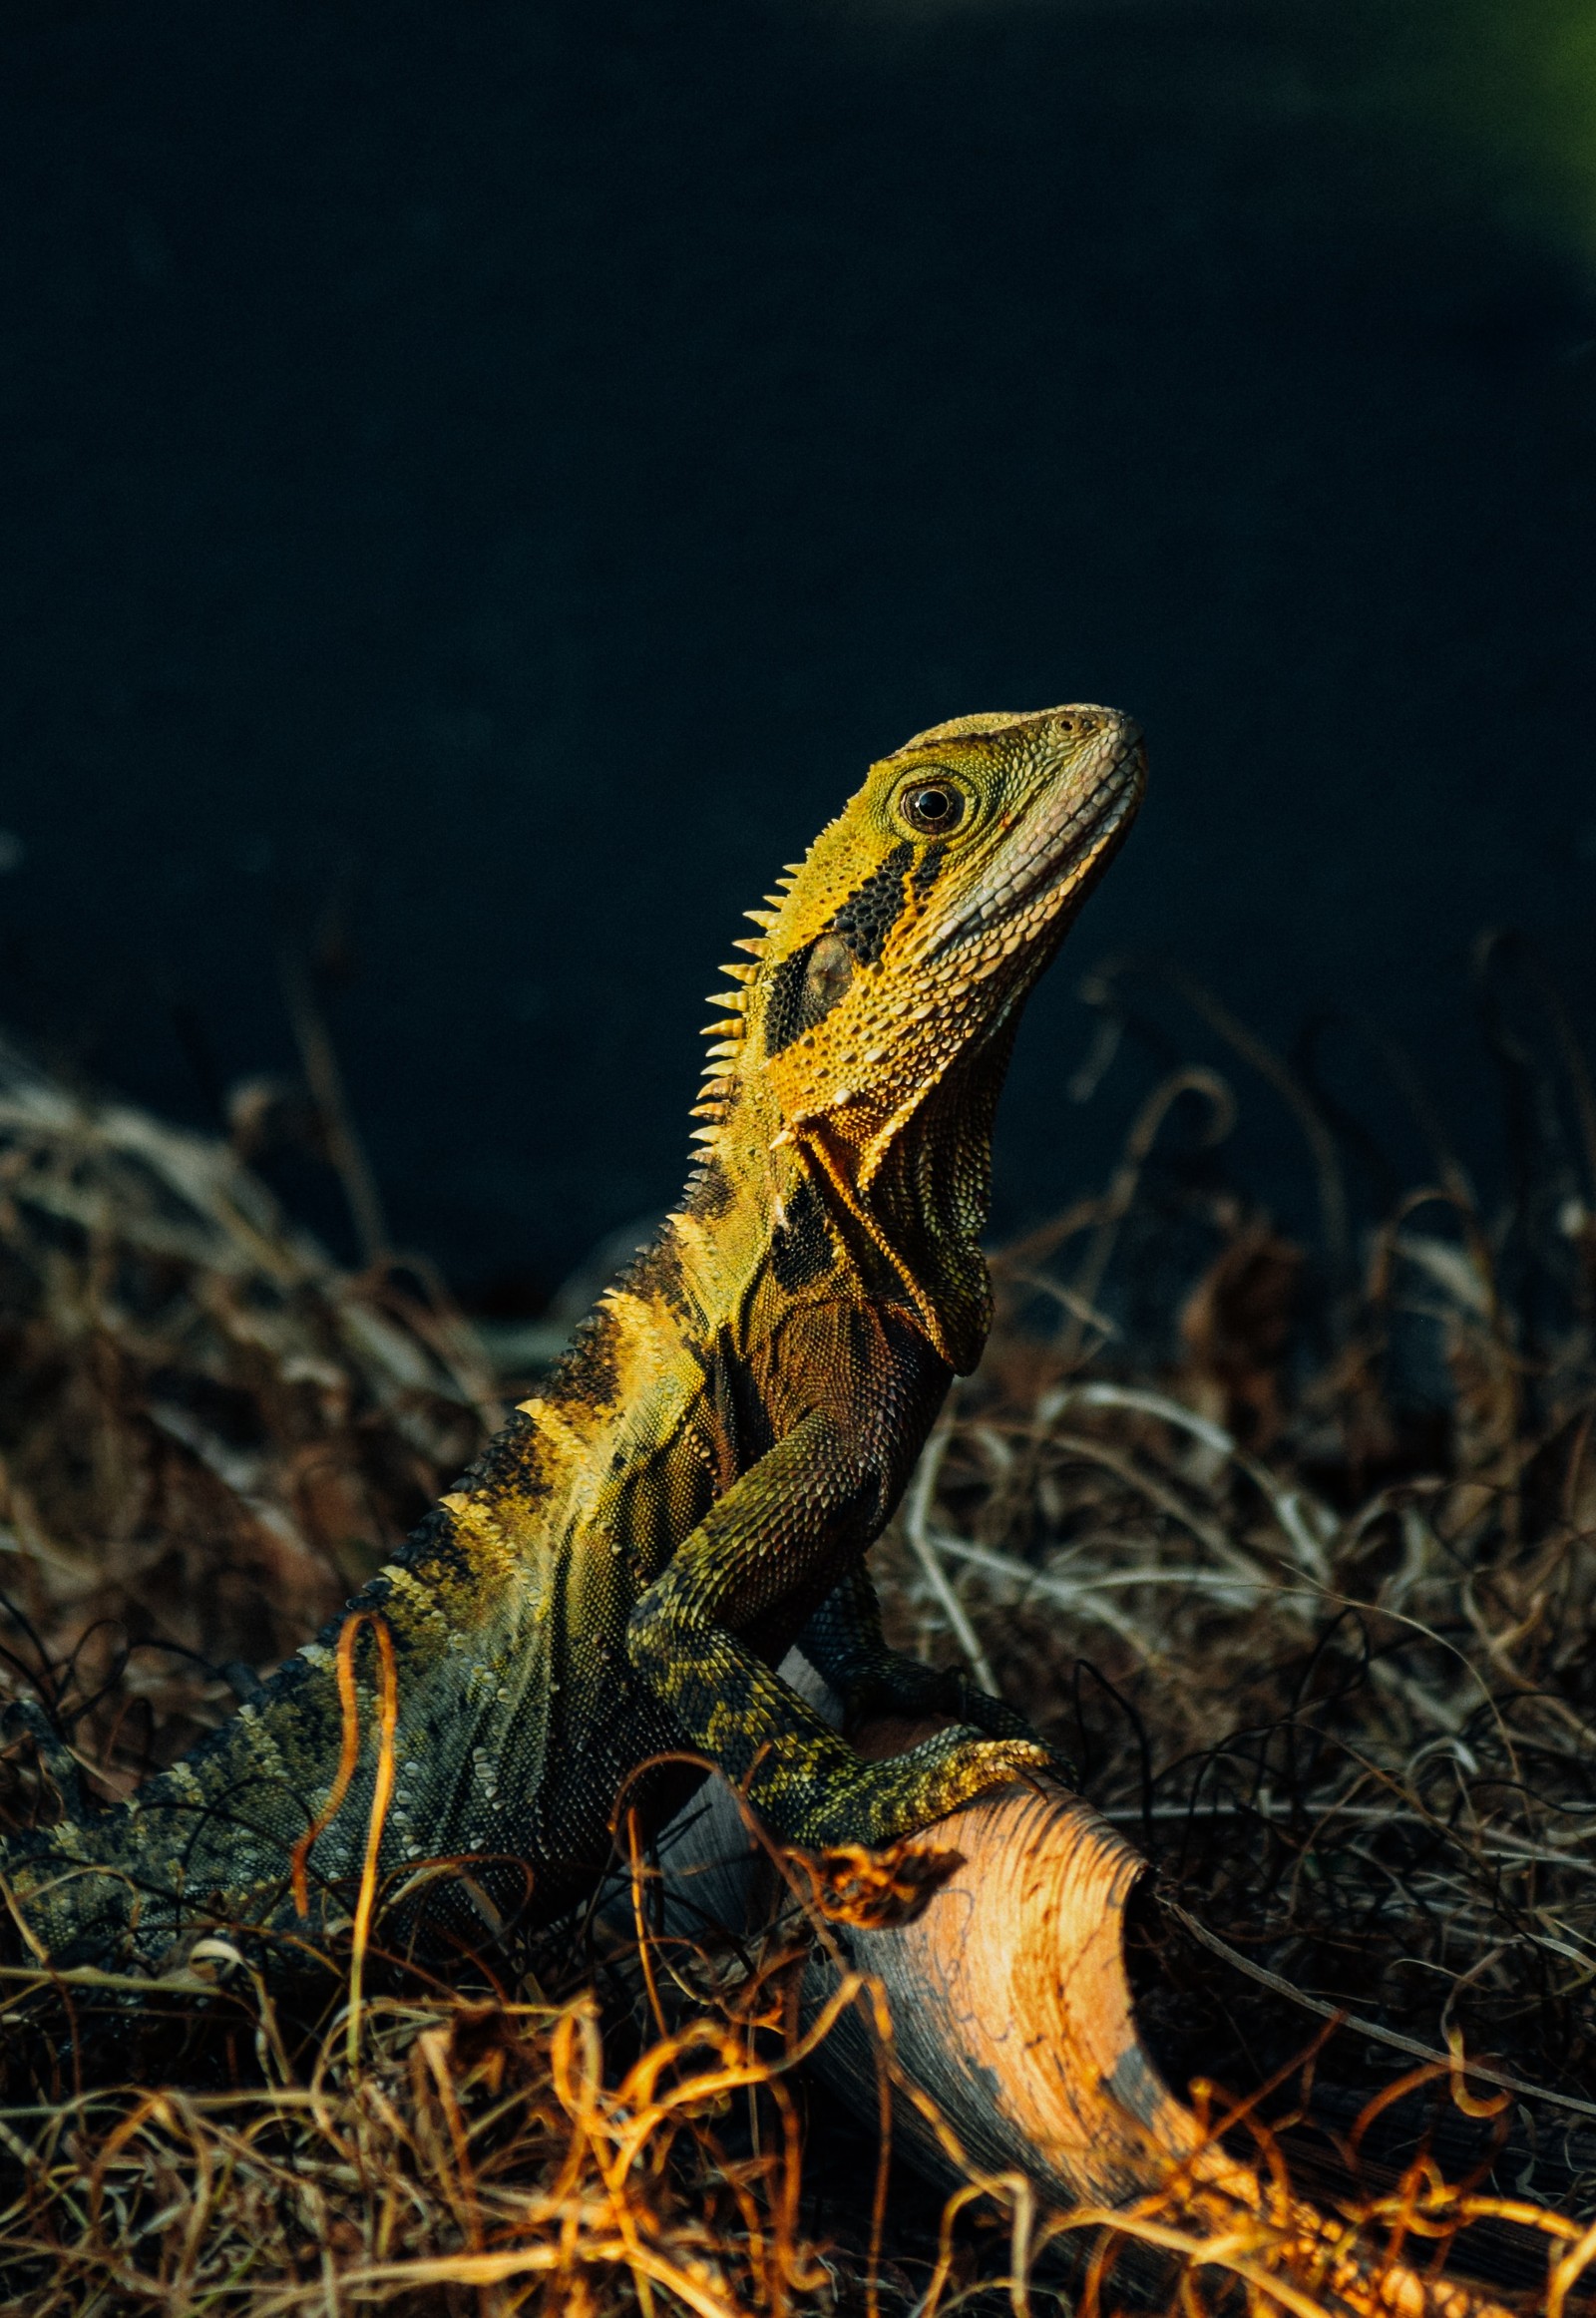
top-left (3, 0), bottom-right (1593, 1304)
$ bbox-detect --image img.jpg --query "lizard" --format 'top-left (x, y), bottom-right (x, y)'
top-left (0, 702), bottom-right (1144, 1976)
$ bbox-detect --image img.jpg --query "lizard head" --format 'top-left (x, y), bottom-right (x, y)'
top-left (695, 702), bottom-right (1144, 1178)
top-left (687, 703), bottom-right (1143, 1363)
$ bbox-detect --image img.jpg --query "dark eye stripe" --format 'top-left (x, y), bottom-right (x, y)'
top-left (765, 933), bottom-right (854, 1054)
top-left (765, 941), bottom-right (818, 1056)
top-left (763, 841), bottom-right (914, 1057)
top-left (825, 840), bottom-right (913, 966)
top-left (912, 841), bottom-right (947, 900)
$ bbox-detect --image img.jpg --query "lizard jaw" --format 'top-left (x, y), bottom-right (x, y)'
top-left (928, 717), bottom-right (1145, 965)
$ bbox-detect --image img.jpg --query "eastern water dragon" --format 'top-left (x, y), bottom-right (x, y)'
top-left (1, 703), bottom-right (1144, 1974)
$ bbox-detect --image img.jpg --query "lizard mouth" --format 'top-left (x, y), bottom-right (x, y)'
top-left (931, 720), bottom-right (1146, 962)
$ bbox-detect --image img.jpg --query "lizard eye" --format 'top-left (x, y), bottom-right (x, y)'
top-left (898, 780), bottom-right (967, 836)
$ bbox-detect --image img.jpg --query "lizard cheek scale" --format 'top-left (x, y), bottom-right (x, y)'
top-left (1, 703), bottom-right (1144, 1973)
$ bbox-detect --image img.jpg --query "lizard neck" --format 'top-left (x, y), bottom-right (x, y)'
top-left (672, 1031), bottom-right (1005, 1376)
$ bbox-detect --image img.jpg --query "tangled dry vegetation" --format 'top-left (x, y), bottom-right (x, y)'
top-left (0, 940), bottom-right (1594, 2314)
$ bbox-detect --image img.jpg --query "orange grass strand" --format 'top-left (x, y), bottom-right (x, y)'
top-left (413, 2022), bottom-right (484, 2253)
top-left (867, 1980), bottom-right (891, 2318)
top-left (344, 1611), bottom-right (398, 2071)
top-left (334, 2242), bottom-right (746, 2318)
top-left (627, 1804), bottom-right (669, 2044)
top-left (546, 1999), bottom-right (606, 2215)
top-left (287, 1607), bottom-right (385, 1921)
top-left (85, 2089), bottom-right (171, 2232)
top-left (1547, 2215), bottom-right (1596, 2318)
top-left (760, 2065), bottom-right (805, 2306)
top-left (575, 2022), bottom-right (666, 2318)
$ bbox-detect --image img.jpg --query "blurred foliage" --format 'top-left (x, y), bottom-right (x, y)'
top-left (817, 0), bottom-right (1596, 267)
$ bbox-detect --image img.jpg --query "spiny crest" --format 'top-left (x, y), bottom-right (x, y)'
top-left (684, 826), bottom-right (837, 1161)
top-left (689, 957), bottom-right (755, 1146)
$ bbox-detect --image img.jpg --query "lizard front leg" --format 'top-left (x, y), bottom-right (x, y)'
top-left (626, 1409), bottom-right (1050, 1850)
top-left (798, 1561), bottom-right (1058, 1752)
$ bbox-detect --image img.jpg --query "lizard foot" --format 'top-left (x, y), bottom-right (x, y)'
top-left (770, 1728), bottom-right (1056, 1852)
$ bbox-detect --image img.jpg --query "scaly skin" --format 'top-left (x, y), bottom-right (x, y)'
top-left (1, 704), bottom-right (1144, 1974)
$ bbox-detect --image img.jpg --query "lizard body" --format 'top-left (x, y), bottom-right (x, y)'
top-left (1, 703), bottom-right (1143, 1973)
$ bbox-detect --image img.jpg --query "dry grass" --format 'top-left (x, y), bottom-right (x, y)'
top-left (0, 944), bottom-right (1593, 2315)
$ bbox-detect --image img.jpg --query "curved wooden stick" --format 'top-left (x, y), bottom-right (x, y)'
top-left (655, 1665), bottom-right (1516, 2318)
